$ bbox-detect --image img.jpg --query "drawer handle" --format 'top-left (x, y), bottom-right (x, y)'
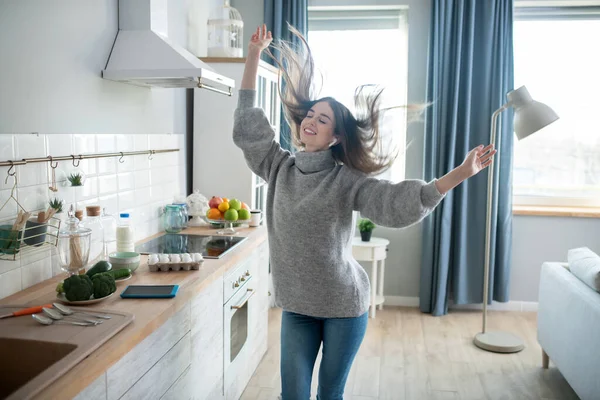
top-left (231, 289), bottom-right (255, 309)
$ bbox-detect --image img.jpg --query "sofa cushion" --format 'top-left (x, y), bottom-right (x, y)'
top-left (568, 247), bottom-right (600, 292)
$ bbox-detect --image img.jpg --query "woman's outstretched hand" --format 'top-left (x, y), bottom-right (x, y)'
top-left (460, 144), bottom-right (497, 179)
top-left (249, 24), bottom-right (273, 54)
top-left (434, 144), bottom-right (497, 195)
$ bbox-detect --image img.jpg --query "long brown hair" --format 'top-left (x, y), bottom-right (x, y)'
top-left (265, 25), bottom-right (416, 175)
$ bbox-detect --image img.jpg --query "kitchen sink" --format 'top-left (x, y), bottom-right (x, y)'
top-left (0, 305), bottom-right (134, 400)
top-left (0, 338), bottom-right (77, 399)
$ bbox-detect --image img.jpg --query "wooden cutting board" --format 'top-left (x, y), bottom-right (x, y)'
top-left (0, 305), bottom-right (134, 400)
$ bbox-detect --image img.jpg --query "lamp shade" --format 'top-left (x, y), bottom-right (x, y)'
top-left (507, 86), bottom-right (559, 141)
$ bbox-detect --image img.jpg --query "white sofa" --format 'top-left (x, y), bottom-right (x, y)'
top-left (538, 260), bottom-right (600, 400)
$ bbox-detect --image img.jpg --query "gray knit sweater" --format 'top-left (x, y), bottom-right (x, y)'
top-left (233, 90), bottom-right (445, 318)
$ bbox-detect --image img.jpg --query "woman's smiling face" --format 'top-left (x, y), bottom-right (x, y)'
top-left (300, 101), bottom-right (338, 152)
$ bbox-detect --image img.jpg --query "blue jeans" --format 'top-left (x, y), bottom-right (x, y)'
top-left (280, 310), bottom-right (368, 400)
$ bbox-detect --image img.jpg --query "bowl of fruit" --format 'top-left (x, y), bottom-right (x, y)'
top-left (205, 196), bottom-right (251, 235)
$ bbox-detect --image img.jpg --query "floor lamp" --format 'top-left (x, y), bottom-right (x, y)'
top-left (473, 85), bottom-right (559, 353)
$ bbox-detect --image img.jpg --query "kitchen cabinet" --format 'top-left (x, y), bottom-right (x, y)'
top-left (106, 305), bottom-right (191, 400)
top-left (221, 241), bottom-right (271, 400)
top-left (75, 241), bottom-right (270, 400)
top-left (193, 58), bottom-right (280, 215)
top-left (189, 276), bottom-right (225, 399)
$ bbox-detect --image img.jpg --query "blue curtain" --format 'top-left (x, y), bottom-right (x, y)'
top-left (420, 0), bottom-right (515, 316)
top-left (263, 0), bottom-right (308, 152)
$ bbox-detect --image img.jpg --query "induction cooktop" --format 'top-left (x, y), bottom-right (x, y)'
top-left (135, 234), bottom-right (248, 259)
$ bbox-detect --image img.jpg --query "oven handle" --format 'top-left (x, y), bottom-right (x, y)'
top-left (231, 289), bottom-right (255, 309)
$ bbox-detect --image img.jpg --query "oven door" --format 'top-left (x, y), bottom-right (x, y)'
top-left (224, 277), bottom-right (256, 374)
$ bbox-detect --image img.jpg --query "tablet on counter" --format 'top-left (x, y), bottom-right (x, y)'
top-left (120, 285), bottom-right (179, 299)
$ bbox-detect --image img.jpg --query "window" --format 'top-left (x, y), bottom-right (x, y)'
top-left (513, 6), bottom-right (600, 207)
top-left (308, 8), bottom-right (409, 182)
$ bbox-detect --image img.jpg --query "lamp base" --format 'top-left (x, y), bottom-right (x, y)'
top-left (473, 331), bottom-right (524, 353)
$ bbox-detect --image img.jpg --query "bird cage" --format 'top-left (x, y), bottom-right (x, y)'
top-left (207, 0), bottom-right (244, 58)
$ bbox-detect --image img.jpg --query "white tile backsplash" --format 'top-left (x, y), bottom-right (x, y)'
top-left (116, 135), bottom-right (134, 152)
top-left (15, 134), bottom-right (47, 159)
top-left (74, 134), bottom-right (96, 154)
top-left (0, 189), bottom-right (18, 221)
top-left (99, 194), bottom-right (119, 216)
top-left (47, 134), bottom-right (73, 157)
top-left (97, 157), bottom-right (117, 175)
top-left (118, 173), bottom-right (135, 192)
top-left (0, 133), bottom-right (185, 300)
top-left (133, 154), bottom-right (151, 171)
top-left (134, 169), bottom-right (151, 188)
top-left (135, 187), bottom-right (152, 208)
top-left (17, 185), bottom-right (49, 212)
top-left (16, 164), bottom-right (48, 187)
top-left (0, 258), bottom-right (19, 275)
top-left (80, 177), bottom-right (99, 200)
top-left (0, 268), bottom-right (22, 298)
top-left (117, 157), bottom-right (135, 173)
top-left (0, 136), bottom-right (15, 191)
top-left (97, 134), bottom-right (116, 152)
top-left (99, 175), bottom-right (118, 195)
top-left (118, 191), bottom-right (135, 211)
top-left (134, 134), bottom-right (148, 151)
top-left (21, 259), bottom-right (52, 290)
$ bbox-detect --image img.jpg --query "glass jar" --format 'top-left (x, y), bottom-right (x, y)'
top-left (82, 206), bottom-right (104, 266)
top-left (173, 195), bottom-right (189, 229)
top-left (58, 206), bottom-right (92, 276)
top-left (163, 205), bottom-right (186, 233)
top-left (101, 208), bottom-right (117, 259)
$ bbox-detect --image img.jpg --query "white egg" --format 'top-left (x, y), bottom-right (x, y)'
top-left (192, 253), bottom-right (203, 262)
top-left (170, 254), bottom-right (182, 263)
top-left (159, 254), bottom-right (170, 263)
top-left (148, 255), bottom-right (159, 265)
top-left (182, 254), bottom-right (192, 263)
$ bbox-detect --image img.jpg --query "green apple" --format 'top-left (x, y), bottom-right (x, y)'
top-left (229, 198), bottom-right (242, 211)
top-left (224, 209), bottom-right (238, 221)
top-left (238, 209), bottom-right (250, 220)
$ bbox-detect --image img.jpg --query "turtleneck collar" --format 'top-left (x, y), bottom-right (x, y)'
top-left (295, 149), bottom-right (337, 173)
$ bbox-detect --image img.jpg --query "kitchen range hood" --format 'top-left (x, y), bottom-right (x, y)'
top-left (102, 0), bottom-right (234, 95)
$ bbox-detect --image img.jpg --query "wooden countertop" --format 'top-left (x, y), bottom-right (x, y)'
top-left (0, 225), bottom-right (268, 400)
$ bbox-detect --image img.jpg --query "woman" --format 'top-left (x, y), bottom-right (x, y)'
top-left (233, 25), bottom-right (496, 400)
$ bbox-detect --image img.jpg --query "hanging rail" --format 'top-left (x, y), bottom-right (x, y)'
top-left (0, 149), bottom-right (179, 167)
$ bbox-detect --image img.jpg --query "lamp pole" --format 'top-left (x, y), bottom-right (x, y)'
top-left (473, 86), bottom-right (558, 353)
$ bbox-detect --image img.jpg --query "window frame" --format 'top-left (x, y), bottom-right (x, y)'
top-left (307, 6), bottom-right (410, 183)
top-left (512, 3), bottom-right (600, 210)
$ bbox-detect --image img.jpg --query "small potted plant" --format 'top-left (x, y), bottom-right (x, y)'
top-left (49, 198), bottom-right (64, 214)
top-left (358, 218), bottom-right (376, 242)
top-left (67, 172), bottom-right (84, 187)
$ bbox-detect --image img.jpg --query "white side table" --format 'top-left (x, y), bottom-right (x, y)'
top-left (352, 237), bottom-right (390, 318)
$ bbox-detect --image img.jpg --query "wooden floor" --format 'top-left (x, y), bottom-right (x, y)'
top-left (241, 307), bottom-right (579, 400)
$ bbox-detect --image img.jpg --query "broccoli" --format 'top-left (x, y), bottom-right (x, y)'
top-left (56, 282), bottom-right (64, 294)
top-left (63, 275), bottom-right (93, 301)
top-left (91, 273), bottom-right (116, 299)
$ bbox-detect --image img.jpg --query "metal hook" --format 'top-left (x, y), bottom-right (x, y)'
top-left (48, 156), bottom-right (58, 169)
top-left (5, 162), bottom-right (16, 185)
top-left (119, 152), bottom-right (125, 164)
top-left (148, 150), bottom-right (154, 161)
top-left (72, 155), bottom-right (81, 168)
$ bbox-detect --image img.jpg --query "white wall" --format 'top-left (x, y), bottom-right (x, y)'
top-left (231, 0), bottom-right (264, 57)
top-left (219, 0), bottom-right (600, 305)
top-left (0, 0), bottom-right (201, 299)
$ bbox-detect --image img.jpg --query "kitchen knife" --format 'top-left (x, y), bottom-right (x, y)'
top-left (0, 304), bottom-right (53, 319)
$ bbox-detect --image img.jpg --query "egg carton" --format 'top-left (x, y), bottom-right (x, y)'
top-left (148, 253), bottom-right (204, 272)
